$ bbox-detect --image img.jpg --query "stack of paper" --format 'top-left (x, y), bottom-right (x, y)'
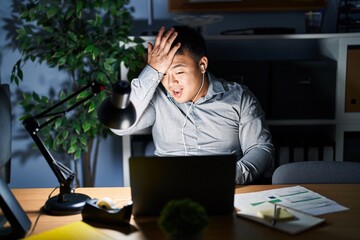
top-left (234, 186), bottom-right (348, 234)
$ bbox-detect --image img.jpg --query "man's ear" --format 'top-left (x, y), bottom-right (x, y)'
top-left (199, 56), bottom-right (208, 73)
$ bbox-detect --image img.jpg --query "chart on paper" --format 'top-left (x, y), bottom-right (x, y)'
top-left (234, 185), bottom-right (348, 216)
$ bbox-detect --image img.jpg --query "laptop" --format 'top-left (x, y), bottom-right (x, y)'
top-left (129, 155), bottom-right (237, 216)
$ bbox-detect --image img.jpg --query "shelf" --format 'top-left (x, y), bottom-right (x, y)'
top-left (204, 33), bottom-right (360, 40)
top-left (337, 0), bottom-right (360, 32)
top-left (339, 9), bottom-right (360, 13)
top-left (169, 0), bottom-right (327, 12)
top-left (338, 5), bottom-right (360, 13)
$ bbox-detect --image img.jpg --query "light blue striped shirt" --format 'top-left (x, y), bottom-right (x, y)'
top-left (112, 65), bottom-right (274, 184)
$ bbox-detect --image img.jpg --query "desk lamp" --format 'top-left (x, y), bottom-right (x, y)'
top-left (23, 80), bottom-right (135, 216)
top-left (97, 80), bottom-right (136, 130)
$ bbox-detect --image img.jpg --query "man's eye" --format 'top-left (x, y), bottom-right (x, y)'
top-left (176, 72), bottom-right (183, 75)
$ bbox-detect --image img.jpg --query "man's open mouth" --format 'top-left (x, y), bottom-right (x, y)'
top-left (172, 88), bottom-right (183, 98)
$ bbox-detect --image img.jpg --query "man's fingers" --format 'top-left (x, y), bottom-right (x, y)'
top-left (147, 26), bottom-right (180, 73)
top-left (159, 27), bottom-right (175, 49)
top-left (168, 42), bottom-right (181, 58)
top-left (162, 30), bottom-right (177, 54)
top-left (147, 42), bottom-right (153, 54)
top-left (168, 29), bottom-right (178, 43)
top-left (154, 26), bottom-right (165, 48)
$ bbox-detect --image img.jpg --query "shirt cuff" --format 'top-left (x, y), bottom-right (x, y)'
top-left (145, 64), bottom-right (165, 82)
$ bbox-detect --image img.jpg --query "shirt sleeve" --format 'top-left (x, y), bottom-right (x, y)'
top-left (235, 88), bottom-right (274, 184)
top-left (110, 65), bottom-right (163, 136)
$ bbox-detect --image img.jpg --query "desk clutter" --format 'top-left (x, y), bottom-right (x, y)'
top-left (81, 198), bottom-right (132, 226)
top-left (235, 185), bottom-right (348, 234)
top-left (237, 202), bottom-right (325, 235)
top-left (257, 206), bottom-right (295, 222)
top-left (2, 185), bottom-right (354, 239)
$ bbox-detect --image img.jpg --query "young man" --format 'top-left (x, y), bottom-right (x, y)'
top-left (112, 26), bottom-right (274, 184)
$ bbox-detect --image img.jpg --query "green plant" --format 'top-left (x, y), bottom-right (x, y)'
top-left (158, 199), bottom-right (209, 239)
top-left (4, 0), bottom-right (146, 186)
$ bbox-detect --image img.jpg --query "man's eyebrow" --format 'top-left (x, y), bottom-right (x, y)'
top-left (170, 63), bottom-right (187, 69)
top-left (164, 63), bottom-right (187, 75)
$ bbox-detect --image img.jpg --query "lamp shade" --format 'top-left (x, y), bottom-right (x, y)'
top-left (97, 81), bottom-right (136, 130)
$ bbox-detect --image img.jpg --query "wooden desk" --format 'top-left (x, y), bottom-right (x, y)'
top-left (12, 184), bottom-right (360, 240)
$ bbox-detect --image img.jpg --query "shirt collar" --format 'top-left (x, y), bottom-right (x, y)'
top-left (206, 72), bottom-right (226, 99)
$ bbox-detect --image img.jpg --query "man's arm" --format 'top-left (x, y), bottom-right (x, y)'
top-left (236, 132), bottom-right (274, 184)
top-left (111, 26), bottom-right (181, 136)
top-left (110, 65), bottom-right (161, 136)
top-left (236, 90), bottom-right (274, 184)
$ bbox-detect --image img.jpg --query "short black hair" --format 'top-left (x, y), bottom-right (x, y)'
top-left (171, 25), bottom-right (207, 62)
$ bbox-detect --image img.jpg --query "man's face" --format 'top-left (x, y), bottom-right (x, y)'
top-left (161, 52), bottom-right (204, 103)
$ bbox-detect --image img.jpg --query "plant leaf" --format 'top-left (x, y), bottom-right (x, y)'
top-left (82, 122), bottom-right (91, 132)
top-left (68, 31), bottom-right (78, 42)
top-left (84, 45), bottom-right (94, 53)
top-left (47, 7), bottom-right (57, 18)
top-left (67, 145), bottom-right (77, 154)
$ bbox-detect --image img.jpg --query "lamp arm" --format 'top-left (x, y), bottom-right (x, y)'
top-left (34, 81), bottom-right (104, 120)
top-left (23, 81), bottom-right (104, 195)
top-left (23, 119), bottom-right (74, 194)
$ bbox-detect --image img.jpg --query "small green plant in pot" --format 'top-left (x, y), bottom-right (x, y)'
top-left (158, 199), bottom-right (209, 240)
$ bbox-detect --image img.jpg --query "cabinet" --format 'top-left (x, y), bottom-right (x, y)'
top-left (206, 35), bottom-right (338, 171)
top-left (210, 60), bottom-right (271, 113)
top-left (210, 59), bottom-right (337, 120)
top-left (270, 60), bottom-right (336, 119)
top-left (337, 0), bottom-right (360, 32)
top-left (345, 46), bottom-right (360, 111)
top-left (120, 33), bottom-right (360, 186)
top-left (207, 34), bottom-right (360, 163)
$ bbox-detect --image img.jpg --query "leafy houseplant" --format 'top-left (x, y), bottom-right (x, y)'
top-left (158, 199), bottom-right (209, 240)
top-left (5, 0), bottom-right (146, 186)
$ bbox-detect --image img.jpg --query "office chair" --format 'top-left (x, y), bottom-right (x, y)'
top-left (0, 83), bottom-right (11, 183)
top-left (272, 161), bottom-right (360, 184)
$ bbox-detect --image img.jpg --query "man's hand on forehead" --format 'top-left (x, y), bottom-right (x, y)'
top-left (147, 26), bottom-right (181, 75)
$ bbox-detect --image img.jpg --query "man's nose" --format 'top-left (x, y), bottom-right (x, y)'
top-left (167, 74), bottom-right (179, 86)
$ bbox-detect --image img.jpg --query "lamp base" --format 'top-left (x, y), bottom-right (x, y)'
top-left (44, 193), bottom-right (91, 216)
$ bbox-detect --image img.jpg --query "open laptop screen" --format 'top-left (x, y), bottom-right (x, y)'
top-left (129, 155), bottom-right (237, 216)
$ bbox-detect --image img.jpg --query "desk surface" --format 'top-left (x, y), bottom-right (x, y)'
top-left (11, 184), bottom-right (360, 240)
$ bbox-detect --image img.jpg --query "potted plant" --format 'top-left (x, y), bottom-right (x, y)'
top-left (3, 0), bottom-right (146, 186)
top-left (158, 199), bottom-right (209, 240)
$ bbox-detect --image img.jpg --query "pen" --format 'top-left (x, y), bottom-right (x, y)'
top-left (272, 203), bottom-right (278, 226)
